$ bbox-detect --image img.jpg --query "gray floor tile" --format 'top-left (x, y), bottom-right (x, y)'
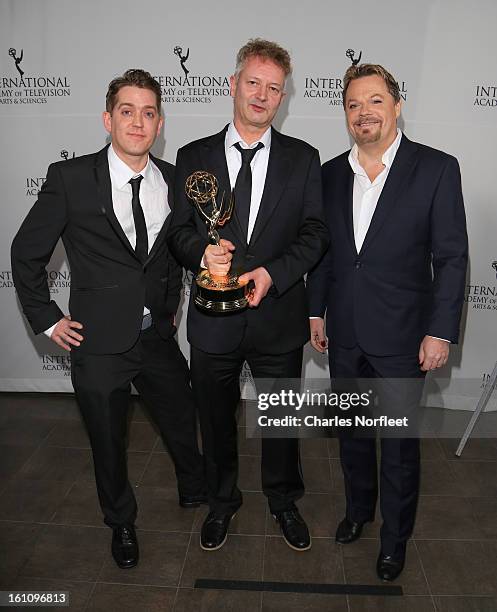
top-left (0, 478), bottom-right (73, 522)
top-left (414, 496), bottom-right (486, 539)
top-left (263, 591), bottom-right (347, 611)
top-left (433, 596), bottom-right (497, 611)
top-left (44, 418), bottom-right (90, 448)
top-left (348, 595), bottom-right (435, 611)
top-left (51, 481), bottom-right (103, 527)
top-left (175, 587), bottom-right (261, 612)
top-left (0, 417), bottom-right (57, 446)
top-left (0, 522), bottom-right (42, 586)
top-left (86, 583), bottom-right (175, 611)
top-left (181, 535), bottom-right (264, 588)
top-left (18, 446), bottom-right (91, 481)
top-left (0, 444), bottom-right (38, 478)
top-left (449, 461), bottom-right (497, 497)
top-left (416, 540), bottom-right (497, 595)
top-left (439, 438), bottom-right (497, 461)
top-left (263, 536), bottom-right (343, 585)
top-left (19, 524), bottom-right (107, 582)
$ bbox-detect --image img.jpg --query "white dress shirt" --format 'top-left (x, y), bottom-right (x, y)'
top-left (108, 144), bottom-right (170, 253)
top-left (225, 121), bottom-right (271, 242)
top-left (349, 129), bottom-right (402, 253)
top-left (44, 144), bottom-right (170, 336)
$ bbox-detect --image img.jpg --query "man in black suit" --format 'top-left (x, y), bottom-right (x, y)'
top-left (308, 64), bottom-right (468, 580)
top-left (168, 39), bottom-right (328, 551)
top-left (11, 69), bottom-right (205, 569)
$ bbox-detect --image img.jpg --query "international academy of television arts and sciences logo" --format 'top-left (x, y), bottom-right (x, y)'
top-left (474, 84), bottom-right (497, 108)
top-left (25, 148), bottom-right (76, 197)
top-left (303, 48), bottom-right (408, 106)
top-left (1, 47), bottom-right (71, 106)
top-left (465, 261), bottom-right (497, 312)
top-left (155, 45), bottom-right (231, 105)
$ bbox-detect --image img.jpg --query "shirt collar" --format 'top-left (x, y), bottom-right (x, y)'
top-left (108, 143), bottom-right (154, 190)
top-left (348, 129), bottom-right (403, 177)
top-left (226, 121), bottom-right (271, 151)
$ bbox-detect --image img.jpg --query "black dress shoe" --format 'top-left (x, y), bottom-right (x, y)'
top-left (111, 525), bottom-right (139, 569)
top-left (335, 517), bottom-right (367, 544)
top-left (376, 551), bottom-right (405, 581)
top-left (272, 509), bottom-right (311, 551)
top-left (200, 512), bottom-right (234, 551)
top-left (179, 493), bottom-right (208, 508)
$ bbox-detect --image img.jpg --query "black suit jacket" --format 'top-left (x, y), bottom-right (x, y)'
top-left (167, 126), bottom-right (329, 355)
top-left (307, 135), bottom-right (468, 356)
top-left (11, 145), bottom-right (181, 354)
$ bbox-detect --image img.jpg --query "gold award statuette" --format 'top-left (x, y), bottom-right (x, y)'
top-left (185, 171), bottom-right (250, 312)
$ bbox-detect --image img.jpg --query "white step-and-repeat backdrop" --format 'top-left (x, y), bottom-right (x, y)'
top-left (1, 0), bottom-right (496, 409)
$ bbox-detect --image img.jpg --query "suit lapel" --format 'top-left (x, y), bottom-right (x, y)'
top-left (145, 155), bottom-right (173, 264)
top-left (337, 156), bottom-right (356, 255)
top-left (359, 135), bottom-right (419, 255)
top-left (94, 146), bottom-right (137, 258)
top-left (199, 127), bottom-right (242, 242)
top-left (249, 128), bottom-right (292, 248)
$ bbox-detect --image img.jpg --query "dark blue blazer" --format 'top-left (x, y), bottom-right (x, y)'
top-left (307, 134), bottom-right (468, 356)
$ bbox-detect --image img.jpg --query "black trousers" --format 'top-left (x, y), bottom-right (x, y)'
top-left (330, 344), bottom-right (425, 558)
top-left (191, 334), bottom-right (304, 516)
top-left (71, 325), bottom-right (204, 528)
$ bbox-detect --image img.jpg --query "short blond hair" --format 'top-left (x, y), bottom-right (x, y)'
top-left (235, 38), bottom-right (292, 77)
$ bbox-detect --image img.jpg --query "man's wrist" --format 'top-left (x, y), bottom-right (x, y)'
top-left (44, 322), bottom-right (57, 338)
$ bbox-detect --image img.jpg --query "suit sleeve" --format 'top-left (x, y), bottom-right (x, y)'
top-left (167, 147), bottom-right (209, 273)
top-left (11, 162), bottom-right (67, 334)
top-left (264, 149), bottom-right (329, 295)
top-left (427, 156), bottom-right (468, 343)
top-left (306, 163), bottom-right (334, 317)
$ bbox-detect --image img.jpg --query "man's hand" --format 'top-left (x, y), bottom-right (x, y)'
top-left (239, 267), bottom-right (272, 307)
top-left (310, 317), bottom-right (328, 353)
top-left (203, 239), bottom-right (235, 277)
top-left (51, 315), bottom-right (83, 351)
top-left (419, 335), bottom-right (449, 371)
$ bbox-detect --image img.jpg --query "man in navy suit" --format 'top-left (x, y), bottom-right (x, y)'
top-left (307, 63), bottom-right (467, 581)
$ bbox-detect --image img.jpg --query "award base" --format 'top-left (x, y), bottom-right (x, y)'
top-left (194, 269), bottom-right (250, 312)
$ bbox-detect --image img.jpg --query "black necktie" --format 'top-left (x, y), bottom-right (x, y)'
top-left (233, 142), bottom-right (264, 239)
top-left (129, 175), bottom-right (148, 263)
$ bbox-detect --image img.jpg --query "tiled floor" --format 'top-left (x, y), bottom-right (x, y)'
top-left (1, 393), bottom-right (497, 611)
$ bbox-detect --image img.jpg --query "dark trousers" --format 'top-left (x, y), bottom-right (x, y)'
top-left (71, 325), bottom-right (204, 528)
top-left (330, 344), bottom-right (425, 558)
top-left (191, 335), bottom-right (304, 516)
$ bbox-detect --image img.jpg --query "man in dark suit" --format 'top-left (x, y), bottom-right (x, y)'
top-left (11, 69), bottom-right (205, 569)
top-left (307, 64), bottom-right (467, 580)
top-left (167, 39), bottom-right (328, 551)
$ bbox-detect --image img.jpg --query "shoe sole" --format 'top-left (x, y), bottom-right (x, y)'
top-left (272, 515), bottom-right (312, 552)
top-left (199, 512), bottom-right (236, 552)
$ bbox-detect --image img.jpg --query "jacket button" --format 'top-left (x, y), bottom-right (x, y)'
top-left (246, 254), bottom-right (255, 260)
top-left (354, 260), bottom-right (361, 269)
